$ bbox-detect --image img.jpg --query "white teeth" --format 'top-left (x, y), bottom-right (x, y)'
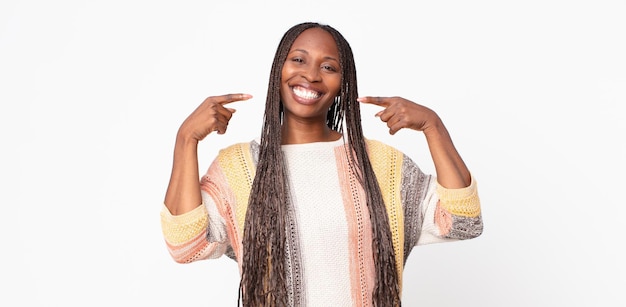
top-left (293, 86), bottom-right (321, 99)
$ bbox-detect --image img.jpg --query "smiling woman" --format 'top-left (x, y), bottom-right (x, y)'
top-left (160, 21), bottom-right (483, 306)
top-left (279, 27), bottom-right (343, 145)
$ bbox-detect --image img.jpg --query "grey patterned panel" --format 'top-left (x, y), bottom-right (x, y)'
top-left (446, 215), bottom-right (484, 240)
top-left (250, 140), bottom-right (260, 165)
top-left (225, 245), bottom-right (236, 260)
top-left (400, 155), bottom-right (432, 264)
top-left (248, 139), bottom-right (305, 306)
top-left (284, 203), bottom-right (305, 306)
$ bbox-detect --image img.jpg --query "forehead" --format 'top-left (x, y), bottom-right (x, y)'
top-left (290, 28), bottom-right (339, 57)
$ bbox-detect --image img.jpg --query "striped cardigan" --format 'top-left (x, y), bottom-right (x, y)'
top-left (161, 138), bottom-right (483, 306)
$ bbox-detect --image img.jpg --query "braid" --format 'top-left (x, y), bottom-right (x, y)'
top-left (240, 23), bottom-right (306, 306)
top-left (332, 26), bottom-right (402, 306)
top-left (240, 22), bottom-right (401, 306)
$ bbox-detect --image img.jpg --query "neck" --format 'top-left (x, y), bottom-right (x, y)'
top-left (281, 122), bottom-right (341, 145)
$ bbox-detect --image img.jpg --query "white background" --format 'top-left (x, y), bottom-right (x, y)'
top-left (1, 0), bottom-right (624, 306)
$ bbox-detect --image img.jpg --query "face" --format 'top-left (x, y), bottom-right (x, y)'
top-left (280, 27), bottom-right (342, 124)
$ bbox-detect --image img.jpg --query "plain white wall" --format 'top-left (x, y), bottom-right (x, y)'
top-left (1, 0), bottom-right (624, 306)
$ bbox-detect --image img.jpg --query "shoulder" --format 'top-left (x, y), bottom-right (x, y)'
top-left (215, 139), bottom-right (259, 162)
top-left (218, 139), bottom-right (257, 154)
top-left (365, 138), bottom-right (420, 169)
top-left (365, 138), bottom-right (403, 156)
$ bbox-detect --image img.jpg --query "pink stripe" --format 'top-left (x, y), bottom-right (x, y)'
top-left (166, 229), bottom-right (220, 263)
top-left (336, 146), bottom-right (375, 306)
top-left (434, 200), bottom-right (452, 236)
top-left (201, 162), bottom-right (243, 267)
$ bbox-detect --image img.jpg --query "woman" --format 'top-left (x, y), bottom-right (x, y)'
top-left (161, 22), bottom-right (483, 306)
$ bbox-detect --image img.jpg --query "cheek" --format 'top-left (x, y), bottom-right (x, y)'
top-left (329, 75), bottom-right (342, 95)
top-left (281, 63), bottom-right (294, 80)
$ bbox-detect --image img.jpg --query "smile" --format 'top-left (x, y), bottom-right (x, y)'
top-left (293, 86), bottom-right (322, 100)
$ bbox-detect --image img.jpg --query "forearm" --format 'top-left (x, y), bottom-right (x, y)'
top-left (423, 117), bottom-right (471, 189)
top-left (164, 134), bottom-right (202, 215)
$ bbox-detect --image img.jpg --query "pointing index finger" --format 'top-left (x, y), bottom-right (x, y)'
top-left (215, 93), bottom-right (253, 105)
top-left (357, 96), bottom-right (390, 107)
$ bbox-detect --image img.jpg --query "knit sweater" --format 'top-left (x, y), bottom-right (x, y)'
top-left (160, 138), bottom-right (483, 306)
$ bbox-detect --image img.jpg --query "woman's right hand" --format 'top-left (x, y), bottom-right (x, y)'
top-left (178, 93), bottom-right (253, 142)
top-left (164, 93), bottom-right (252, 215)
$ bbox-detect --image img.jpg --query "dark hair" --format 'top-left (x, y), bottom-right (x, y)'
top-left (240, 22), bottom-right (401, 306)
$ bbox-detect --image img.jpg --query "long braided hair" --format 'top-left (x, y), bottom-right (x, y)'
top-left (240, 22), bottom-right (401, 306)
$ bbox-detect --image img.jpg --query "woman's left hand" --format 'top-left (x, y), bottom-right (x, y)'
top-left (359, 96), bottom-right (471, 188)
top-left (357, 96), bottom-right (440, 135)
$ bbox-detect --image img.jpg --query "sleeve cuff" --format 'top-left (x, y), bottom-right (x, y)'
top-left (160, 204), bottom-right (209, 245)
top-left (436, 176), bottom-right (481, 217)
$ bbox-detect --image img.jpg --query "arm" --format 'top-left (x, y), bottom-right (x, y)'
top-left (164, 136), bottom-right (202, 215)
top-left (358, 96), bottom-right (470, 188)
top-left (422, 114), bottom-right (471, 188)
top-left (359, 96), bottom-right (482, 247)
top-left (164, 93), bottom-right (252, 215)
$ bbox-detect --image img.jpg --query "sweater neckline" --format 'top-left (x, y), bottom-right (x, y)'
top-left (253, 136), bottom-right (347, 152)
top-left (281, 137), bottom-right (345, 151)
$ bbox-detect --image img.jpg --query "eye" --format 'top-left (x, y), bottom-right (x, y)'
top-left (322, 64), bottom-right (338, 72)
top-left (291, 57), bottom-right (304, 64)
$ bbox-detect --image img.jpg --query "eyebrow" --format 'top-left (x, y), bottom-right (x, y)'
top-left (290, 49), bottom-right (339, 62)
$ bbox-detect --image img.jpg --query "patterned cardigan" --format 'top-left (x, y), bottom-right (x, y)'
top-left (161, 139), bottom-right (483, 306)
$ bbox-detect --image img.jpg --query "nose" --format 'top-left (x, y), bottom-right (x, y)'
top-left (301, 64), bottom-right (321, 82)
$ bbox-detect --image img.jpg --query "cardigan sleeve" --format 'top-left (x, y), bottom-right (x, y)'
top-left (416, 175), bottom-right (483, 245)
top-left (399, 153), bottom-right (483, 248)
top-left (160, 189), bottom-right (231, 263)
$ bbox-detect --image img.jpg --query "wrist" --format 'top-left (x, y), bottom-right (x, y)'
top-left (422, 113), bottom-right (445, 138)
top-left (175, 128), bottom-right (200, 148)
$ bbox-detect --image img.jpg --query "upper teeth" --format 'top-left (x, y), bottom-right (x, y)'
top-left (293, 86), bottom-right (321, 99)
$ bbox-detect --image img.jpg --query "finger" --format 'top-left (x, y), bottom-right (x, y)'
top-left (357, 96), bottom-right (391, 107)
top-left (389, 116), bottom-right (413, 134)
top-left (212, 93), bottom-right (253, 105)
top-left (212, 117), bottom-right (230, 135)
top-left (376, 111), bottom-right (402, 132)
top-left (386, 119), bottom-right (405, 135)
top-left (376, 109), bottom-right (394, 123)
top-left (215, 125), bottom-right (227, 135)
top-left (212, 104), bottom-right (237, 119)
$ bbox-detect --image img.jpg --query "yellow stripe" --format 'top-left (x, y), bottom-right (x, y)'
top-left (436, 180), bottom-right (481, 217)
top-left (160, 204), bottom-right (208, 245)
top-left (216, 143), bottom-right (256, 236)
top-left (366, 139), bottom-right (405, 292)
